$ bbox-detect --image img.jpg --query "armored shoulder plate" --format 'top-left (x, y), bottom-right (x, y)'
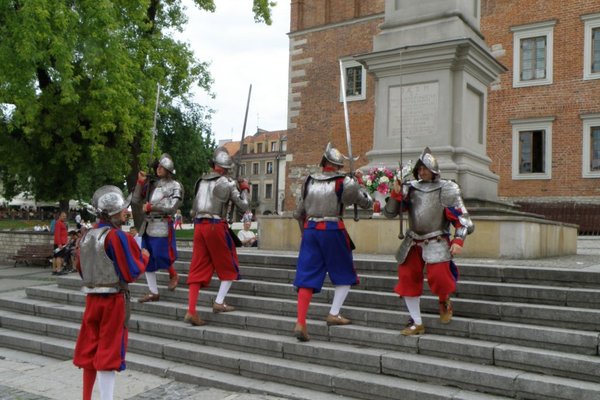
top-left (439, 180), bottom-right (462, 208)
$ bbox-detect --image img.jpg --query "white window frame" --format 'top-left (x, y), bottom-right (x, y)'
top-left (581, 113), bottom-right (600, 177)
top-left (511, 117), bottom-right (554, 180)
top-left (265, 161), bottom-right (273, 174)
top-left (511, 21), bottom-right (555, 88)
top-left (582, 13), bottom-right (600, 80)
top-left (339, 59), bottom-right (366, 102)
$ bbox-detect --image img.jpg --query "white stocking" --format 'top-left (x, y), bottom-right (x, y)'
top-left (145, 271), bottom-right (158, 294)
top-left (215, 280), bottom-right (233, 304)
top-left (97, 370), bottom-right (116, 400)
top-left (404, 296), bottom-right (422, 325)
top-left (329, 285), bottom-right (351, 316)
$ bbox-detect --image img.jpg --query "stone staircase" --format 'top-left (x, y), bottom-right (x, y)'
top-left (1, 249), bottom-right (600, 399)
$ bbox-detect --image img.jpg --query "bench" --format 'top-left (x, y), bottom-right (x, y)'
top-left (11, 243), bottom-right (54, 267)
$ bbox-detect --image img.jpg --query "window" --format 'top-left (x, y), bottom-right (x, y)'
top-left (512, 21), bottom-right (555, 88)
top-left (581, 114), bottom-right (600, 177)
top-left (252, 162), bottom-right (259, 175)
top-left (582, 14), bottom-right (600, 80)
top-left (511, 117), bottom-right (553, 180)
top-left (339, 60), bottom-right (366, 101)
top-left (281, 140), bottom-right (287, 151)
top-left (242, 144), bottom-right (248, 154)
top-left (239, 163), bottom-right (246, 176)
top-left (251, 184), bottom-right (259, 202)
top-left (265, 183), bottom-right (273, 199)
top-left (270, 141), bottom-right (277, 152)
top-left (266, 162), bottom-right (273, 174)
top-left (257, 143), bottom-right (263, 153)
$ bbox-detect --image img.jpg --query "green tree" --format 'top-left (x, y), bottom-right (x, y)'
top-left (0, 0), bottom-right (274, 210)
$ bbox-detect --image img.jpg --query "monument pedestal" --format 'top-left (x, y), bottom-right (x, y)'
top-left (257, 215), bottom-right (578, 259)
top-left (357, 39), bottom-right (505, 202)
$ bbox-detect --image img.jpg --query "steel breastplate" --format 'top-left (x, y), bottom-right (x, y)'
top-left (149, 178), bottom-right (182, 213)
top-left (79, 227), bottom-right (120, 289)
top-left (407, 183), bottom-right (449, 237)
top-left (303, 176), bottom-right (342, 218)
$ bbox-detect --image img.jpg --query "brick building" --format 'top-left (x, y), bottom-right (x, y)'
top-left (284, 0), bottom-right (600, 232)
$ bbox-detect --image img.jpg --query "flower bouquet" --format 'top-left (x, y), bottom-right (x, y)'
top-left (364, 167), bottom-right (398, 195)
top-left (364, 167), bottom-right (399, 213)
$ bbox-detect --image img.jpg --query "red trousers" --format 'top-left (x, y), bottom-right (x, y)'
top-left (394, 244), bottom-right (456, 299)
top-left (73, 293), bottom-right (128, 371)
top-left (187, 219), bottom-right (240, 287)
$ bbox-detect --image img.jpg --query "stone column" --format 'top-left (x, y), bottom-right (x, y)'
top-left (357, 0), bottom-right (505, 202)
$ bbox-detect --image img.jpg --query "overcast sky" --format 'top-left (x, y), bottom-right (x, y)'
top-left (178, 0), bottom-right (291, 144)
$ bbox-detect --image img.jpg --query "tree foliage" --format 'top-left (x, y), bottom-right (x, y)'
top-left (156, 103), bottom-right (215, 215)
top-left (0, 0), bottom-right (274, 209)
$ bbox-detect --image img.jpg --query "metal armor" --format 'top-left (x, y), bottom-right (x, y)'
top-left (79, 227), bottom-right (121, 293)
top-left (412, 147), bottom-right (440, 179)
top-left (294, 172), bottom-right (372, 221)
top-left (384, 179), bottom-right (473, 264)
top-left (212, 147), bottom-right (235, 169)
top-left (132, 177), bottom-right (183, 237)
top-left (191, 173), bottom-right (249, 219)
top-left (320, 142), bottom-right (345, 167)
top-left (92, 185), bottom-right (130, 216)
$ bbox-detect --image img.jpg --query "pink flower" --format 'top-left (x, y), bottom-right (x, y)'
top-left (377, 182), bottom-right (388, 194)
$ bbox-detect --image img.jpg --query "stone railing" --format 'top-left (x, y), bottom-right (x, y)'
top-left (0, 230), bottom-right (53, 264)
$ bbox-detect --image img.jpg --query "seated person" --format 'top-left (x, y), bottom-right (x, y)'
top-left (237, 221), bottom-right (257, 247)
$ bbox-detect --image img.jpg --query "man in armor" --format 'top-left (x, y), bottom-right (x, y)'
top-left (184, 147), bottom-right (250, 326)
top-left (383, 147), bottom-right (474, 335)
top-left (292, 143), bottom-right (373, 342)
top-left (73, 185), bottom-right (149, 400)
top-left (132, 153), bottom-right (183, 302)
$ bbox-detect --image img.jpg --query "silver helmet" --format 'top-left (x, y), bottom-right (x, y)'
top-left (212, 147), bottom-right (234, 169)
top-left (320, 142), bottom-right (345, 167)
top-left (412, 147), bottom-right (440, 179)
top-left (158, 153), bottom-right (176, 175)
top-left (92, 185), bottom-right (130, 216)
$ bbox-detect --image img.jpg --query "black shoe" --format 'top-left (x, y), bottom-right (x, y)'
top-left (51, 271), bottom-right (58, 276)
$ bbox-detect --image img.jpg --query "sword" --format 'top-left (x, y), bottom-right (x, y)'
top-left (132, 83), bottom-right (161, 231)
top-left (339, 60), bottom-right (359, 222)
top-left (227, 83), bottom-right (252, 225)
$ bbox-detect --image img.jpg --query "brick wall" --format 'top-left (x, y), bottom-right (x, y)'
top-left (0, 231), bottom-right (53, 264)
top-left (285, 7), bottom-right (383, 210)
top-left (285, 0), bottom-right (600, 213)
top-left (481, 0), bottom-right (600, 200)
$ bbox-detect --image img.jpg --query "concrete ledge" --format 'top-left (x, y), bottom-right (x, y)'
top-left (257, 215), bottom-right (577, 259)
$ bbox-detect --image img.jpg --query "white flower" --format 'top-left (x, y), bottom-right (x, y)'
top-left (380, 176), bottom-right (389, 183)
top-left (366, 179), bottom-right (372, 186)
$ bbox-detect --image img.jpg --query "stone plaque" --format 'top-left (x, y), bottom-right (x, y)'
top-left (387, 82), bottom-right (439, 139)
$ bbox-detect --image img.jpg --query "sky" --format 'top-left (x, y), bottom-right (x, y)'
top-left (177, 0), bottom-right (291, 144)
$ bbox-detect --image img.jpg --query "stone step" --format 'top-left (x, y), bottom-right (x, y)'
top-left (0, 327), bottom-right (358, 400)
top-left (59, 271), bottom-right (600, 331)
top-left (187, 264), bottom-right (600, 310)
top-left (175, 250), bottom-right (600, 288)
top-left (0, 317), bottom-right (513, 400)
top-left (11, 284), bottom-right (600, 367)
top-left (3, 298), bottom-right (600, 388)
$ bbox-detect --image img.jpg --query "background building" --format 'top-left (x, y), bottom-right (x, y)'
top-left (284, 0), bottom-right (600, 233)
top-left (226, 129), bottom-right (288, 217)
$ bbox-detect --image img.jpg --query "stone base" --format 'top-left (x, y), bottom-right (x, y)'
top-left (257, 215), bottom-right (577, 259)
